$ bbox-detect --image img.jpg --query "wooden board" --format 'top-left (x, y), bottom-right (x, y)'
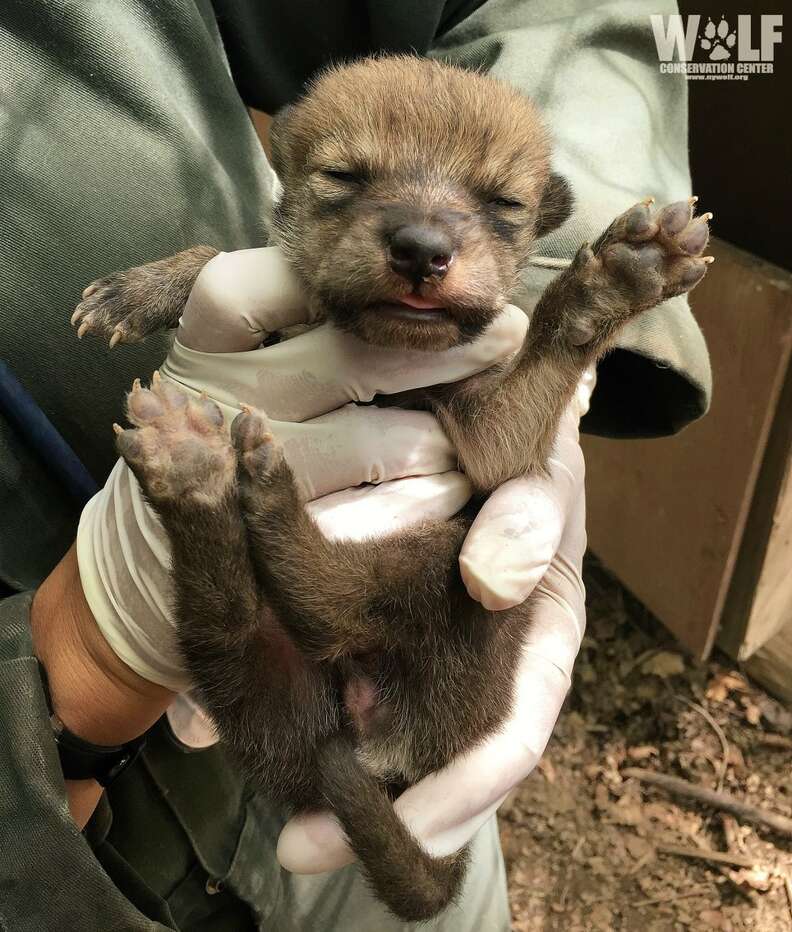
top-left (720, 358), bottom-right (792, 659)
top-left (744, 460), bottom-right (792, 656)
top-left (582, 239), bottom-right (792, 658)
top-left (744, 618), bottom-right (792, 705)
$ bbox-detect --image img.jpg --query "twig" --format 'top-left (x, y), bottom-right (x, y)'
top-left (721, 813), bottom-right (747, 854)
top-left (631, 885), bottom-right (712, 908)
top-left (656, 843), bottom-right (757, 869)
top-left (623, 768), bottom-right (792, 839)
top-left (675, 694), bottom-right (730, 792)
top-left (621, 647), bottom-right (662, 679)
top-left (693, 830), bottom-right (757, 904)
top-left (757, 733), bottom-right (792, 751)
top-left (783, 873), bottom-right (792, 927)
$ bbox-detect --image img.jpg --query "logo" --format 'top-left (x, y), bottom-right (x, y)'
top-left (651, 14), bottom-right (782, 80)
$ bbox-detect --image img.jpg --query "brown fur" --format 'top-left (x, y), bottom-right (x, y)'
top-left (81, 57), bottom-right (711, 921)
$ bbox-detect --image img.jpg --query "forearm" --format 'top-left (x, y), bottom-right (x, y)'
top-left (30, 544), bottom-right (174, 827)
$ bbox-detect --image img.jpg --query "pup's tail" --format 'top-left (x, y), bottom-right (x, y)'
top-left (318, 736), bottom-right (469, 922)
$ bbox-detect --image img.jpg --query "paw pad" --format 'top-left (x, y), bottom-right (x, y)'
top-left (115, 374), bottom-right (236, 505)
top-left (570, 197), bottom-right (714, 343)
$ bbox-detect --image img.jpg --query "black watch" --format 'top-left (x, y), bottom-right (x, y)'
top-left (38, 660), bottom-right (147, 787)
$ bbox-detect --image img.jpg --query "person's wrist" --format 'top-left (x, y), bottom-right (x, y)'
top-left (31, 544), bottom-right (172, 747)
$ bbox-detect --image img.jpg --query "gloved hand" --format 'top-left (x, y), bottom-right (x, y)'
top-left (78, 245), bottom-right (530, 691)
top-left (78, 245), bottom-right (590, 870)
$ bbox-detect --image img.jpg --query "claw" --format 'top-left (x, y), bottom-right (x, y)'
top-left (688, 195), bottom-right (699, 206)
top-left (152, 370), bottom-right (161, 385)
top-left (77, 321), bottom-right (90, 340)
top-left (109, 330), bottom-right (123, 348)
top-left (132, 377), bottom-right (142, 392)
top-left (82, 283), bottom-right (99, 299)
top-left (641, 196), bottom-right (655, 206)
top-left (70, 307), bottom-right (84, 326)
top-left (112, 423), bottom-right (124, 435)
top-left (703, 255), bottom-right (715, 264)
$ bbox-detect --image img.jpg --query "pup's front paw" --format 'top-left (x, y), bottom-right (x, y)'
top-left (73, 266), bottom-right (162, 347)
top-left (115, 374), bottom-right (236, 506)
top-left (566, 198), bottom-right (713, 345)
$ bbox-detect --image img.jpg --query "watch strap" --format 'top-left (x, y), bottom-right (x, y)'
top-left (38, 660), bottom-right (147, 787)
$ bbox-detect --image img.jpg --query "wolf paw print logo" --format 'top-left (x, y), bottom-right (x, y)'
top-left (651, 13), bottom-right (783, 80)
top-left (699, 17), bottom-right (737, 60)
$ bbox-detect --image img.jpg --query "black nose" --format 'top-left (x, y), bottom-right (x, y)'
top-left (388, 225), bottom-right (454, 282)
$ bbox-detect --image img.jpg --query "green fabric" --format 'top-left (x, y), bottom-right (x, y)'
top-left (0, 0), bottom-right (275, 590)
top-left (0, 592), bottom-right (170, 931)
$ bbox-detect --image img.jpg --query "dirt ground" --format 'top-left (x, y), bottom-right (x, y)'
top-left (499, 559), bottom-right (792, 932)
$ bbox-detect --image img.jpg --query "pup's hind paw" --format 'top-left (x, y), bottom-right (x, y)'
top-left (115, 373), bottom-right (236, 506)
top-left (230, 406), bottom-right (284, 480)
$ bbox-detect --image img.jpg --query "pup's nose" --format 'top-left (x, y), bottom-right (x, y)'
top-left (388, 225), bottom-right (454, 282)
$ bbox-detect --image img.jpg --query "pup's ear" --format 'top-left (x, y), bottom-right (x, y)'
top-left (535, 173), bottom-right (574, 239)
top-left (268, 104), bottom-right (296, 177)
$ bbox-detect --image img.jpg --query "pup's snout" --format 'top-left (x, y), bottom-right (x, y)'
top-left (388, 225), bottom-right (454, 282)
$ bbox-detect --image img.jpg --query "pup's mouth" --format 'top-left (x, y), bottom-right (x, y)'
top-left (367, 292), bottom-right (451, 324)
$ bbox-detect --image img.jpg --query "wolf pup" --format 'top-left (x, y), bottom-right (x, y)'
top-left (72, 57), bottom-right (712, 921)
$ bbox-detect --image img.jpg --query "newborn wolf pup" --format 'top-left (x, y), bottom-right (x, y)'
top-left (73, 57), bottom-right (712, 920)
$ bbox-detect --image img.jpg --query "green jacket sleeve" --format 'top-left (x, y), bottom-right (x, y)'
top-left (431, 0), bottom-right (712, 437)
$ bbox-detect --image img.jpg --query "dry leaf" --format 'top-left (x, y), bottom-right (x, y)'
top-left (641, 651), bottom-right (685, 678)
top-left (610, 798), bottom-right (644, 827)
top-left (699, 908), bottom-right (732, 930)
top-left (740, 696), bottom-right (761, 726)
top-left (589, 903), bottom-right (614, 931)
top-left (757, 695), bottom-right (792, 734)
top-left (706, 681), bottom-right (729, 703)
top-left (624, 833), bottom-right (653, 860)
top-left (706, 671), bottom-right (750, 702)
top-left (627, 745), bottom-right (659, 761)
top-left (728, 866), bottom-right (771, 891)
top-left (538, 757), bottom-right (556, 784)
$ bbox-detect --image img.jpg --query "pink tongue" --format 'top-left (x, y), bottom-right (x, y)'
top-left (398, 294), bottom-right (444, 310)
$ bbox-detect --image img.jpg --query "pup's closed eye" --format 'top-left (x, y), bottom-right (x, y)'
top-left (488, 196), bottom-right (525, 209)
top-left (321, 168), bottom-right (365, 185)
